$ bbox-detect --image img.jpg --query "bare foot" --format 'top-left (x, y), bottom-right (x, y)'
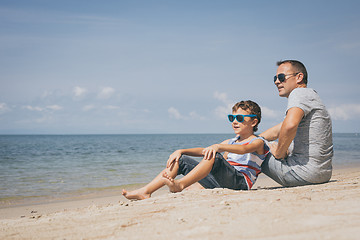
top-left (162, 172), bottom-right (184, 193)
top-left (122, 188), bottom-right (150, 200)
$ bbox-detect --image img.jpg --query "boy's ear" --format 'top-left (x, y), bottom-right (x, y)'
top-left (251, 118), bottom-right (258, 128)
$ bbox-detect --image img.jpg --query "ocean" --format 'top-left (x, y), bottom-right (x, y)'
top-left (0, 133), bottom-right (359, 202)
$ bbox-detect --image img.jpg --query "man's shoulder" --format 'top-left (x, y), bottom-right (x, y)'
top-left (290, 87), bottom-right (315, 96)
top-left (287, 88), bottom-right (323, 115)
top-left (289, 88), bottom-right (320, 102)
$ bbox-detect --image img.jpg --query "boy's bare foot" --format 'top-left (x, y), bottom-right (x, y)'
top-left (122, 188), bottom-right (150, 200)
top-left (162, 172), bottom-right (184, 193)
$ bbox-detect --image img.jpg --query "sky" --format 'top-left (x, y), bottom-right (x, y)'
top-left (1, 0), bottom-right (360, 134)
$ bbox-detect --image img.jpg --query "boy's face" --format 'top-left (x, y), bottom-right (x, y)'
top-left (231, 108), bottom-right (257, 136)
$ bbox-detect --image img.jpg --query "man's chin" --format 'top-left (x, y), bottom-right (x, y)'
top-left (278, 91), bottom-right (287, 97)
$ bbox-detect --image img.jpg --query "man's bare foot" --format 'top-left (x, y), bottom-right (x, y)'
top-left (122, 188), bottom-right (150, 200)
top-left (162, 172), bottom-right (184, 193)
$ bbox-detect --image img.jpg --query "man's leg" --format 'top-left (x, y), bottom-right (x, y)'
top-left (261, 154), bottom-right (311, 187)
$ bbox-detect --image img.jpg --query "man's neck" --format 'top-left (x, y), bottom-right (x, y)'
top-left (286, 84), bottom-right (308, 98)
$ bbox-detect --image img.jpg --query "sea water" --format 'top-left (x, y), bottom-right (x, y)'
top-left (0, 133), bottom-right (359, 202)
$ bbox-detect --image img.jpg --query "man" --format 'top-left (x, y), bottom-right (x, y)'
top-left (260, 60), bottom-right (333, 186)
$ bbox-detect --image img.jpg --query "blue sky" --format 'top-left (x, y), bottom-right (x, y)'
top-left (1, 0), bottom-right (359, 134)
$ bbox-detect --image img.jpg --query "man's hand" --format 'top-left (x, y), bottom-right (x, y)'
top-left (268, 141), bottom-right (278, 156)
top-left (269, 141), bottom-right (290, 160)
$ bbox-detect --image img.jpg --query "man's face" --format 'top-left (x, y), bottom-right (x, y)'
top-left (274, 63), bottom-right (299, 98)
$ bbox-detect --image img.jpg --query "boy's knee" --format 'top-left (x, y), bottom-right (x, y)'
top-left (178, 155), bottom-right (188, 165)
top-left (177, 155), bottom-right (199, 176)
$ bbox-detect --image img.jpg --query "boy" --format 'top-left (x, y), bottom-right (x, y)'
top-left (122, 100), bottom-right (269, 200)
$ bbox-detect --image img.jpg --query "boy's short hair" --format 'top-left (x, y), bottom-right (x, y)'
top-left (232, 100), bottom-right (261, 132)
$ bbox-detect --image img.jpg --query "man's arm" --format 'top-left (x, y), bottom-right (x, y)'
top-left (259, 122), bottom-right (282, 141)
top-left (274, 107), bottom-right (304, 159)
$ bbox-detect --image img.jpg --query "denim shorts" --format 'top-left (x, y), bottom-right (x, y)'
top-left (177, 153), bottom-right (248, 190)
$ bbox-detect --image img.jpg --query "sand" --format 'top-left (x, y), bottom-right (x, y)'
top-left (1, 167), bottom-right (360, 240)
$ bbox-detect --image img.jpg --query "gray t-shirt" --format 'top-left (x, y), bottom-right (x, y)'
top-left (286, 88), bottom-right (333, 183)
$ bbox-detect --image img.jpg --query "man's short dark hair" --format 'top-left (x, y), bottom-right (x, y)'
top-left (277, 60), bottom-right (308, 85)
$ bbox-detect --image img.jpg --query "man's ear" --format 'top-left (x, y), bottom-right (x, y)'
top-left (296, 73), bottom-right (304, 84)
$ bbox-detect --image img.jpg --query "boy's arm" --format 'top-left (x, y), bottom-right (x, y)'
top-left (180, 148), bottom-right (205, 157)
top-left (218, 139), bottom-right (264, 155)
top-left (203, 139), bottom-right (264, 160)
top-left (166, 147), bottom-right (204, 169)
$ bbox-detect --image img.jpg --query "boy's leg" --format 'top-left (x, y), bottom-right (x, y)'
top-left (165, 153), bottom-right (248, 191)
top-left (163, 154), bottom-right (216, 192)
top-left (176, 155), bottom-right (221, 189)
top-left (122, 161), bottom-right (179, 200)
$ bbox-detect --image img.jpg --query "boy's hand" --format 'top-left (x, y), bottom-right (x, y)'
top-left (167, 150), bottom-right (182, 170)
top-left (202, 144), bottom-right (219, 160)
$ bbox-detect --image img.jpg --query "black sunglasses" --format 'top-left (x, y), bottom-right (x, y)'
top-left (228, 114), bottom-right (257, 123)
top-left (273, 72), bottom-right (299, 83)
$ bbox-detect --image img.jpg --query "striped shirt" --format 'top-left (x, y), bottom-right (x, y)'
top-left (226, 136), bottom-right (269, 189)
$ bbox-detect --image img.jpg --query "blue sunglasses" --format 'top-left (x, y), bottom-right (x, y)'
top-left (228, 114), bottom-right (257, 123)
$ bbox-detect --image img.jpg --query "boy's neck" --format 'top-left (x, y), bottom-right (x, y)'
top-left (237, 132), bottom-right (255, 142)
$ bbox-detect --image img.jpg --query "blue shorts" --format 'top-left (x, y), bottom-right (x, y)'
top-left (177, 153), bottom-right (248, 190)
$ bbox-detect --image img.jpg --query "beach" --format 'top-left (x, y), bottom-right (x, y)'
top-left (1, 166), bottom-right (359, 240)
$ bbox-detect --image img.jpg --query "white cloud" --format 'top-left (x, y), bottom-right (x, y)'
top-left (214, 105), bottom-right (230, 119)
top-left (213, 91), bottom-right (232, 119)
top-left (168, 107), bottom-right (184, 119)
top-left (260, 106), bottom-right (280, 119)
top-left (0, 103), bottom-right (6, 109)
top-left (0, 103), bottom-right (10, 114)
top-left (34, 116), bottom-right (53, 123)
top-left (189, 111), bottom-right (206, 120)
top-left (104, 105), bottom-right (120, 110)
top-left (214, 91), bottom-right (231, 105)
top-left (98, 87), bottom-right (115, 99)
top-left (328, 104), bottom-right (360, 120)
top-left (46, 105), bottom-right (63, 111)
top-left (73, 86), bottom-right (87, 97)
top-left (168, 107), bottom-right (205, 120)
top-left (23, 105), bottom-right (63, 112)
top-left (83, 105), bottom-right (95, 111)
top-left (24, 105), bottom-right (43, 111)
top-left (41, 90), bottom-right (53, 98)
top-left (213, 91), bottom-right (281, 120)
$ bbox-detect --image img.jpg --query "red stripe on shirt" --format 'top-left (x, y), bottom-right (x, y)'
top-left (227, 161), bottom-right (261, 176)
top-left (241, 172), bottom-right (253, 189)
